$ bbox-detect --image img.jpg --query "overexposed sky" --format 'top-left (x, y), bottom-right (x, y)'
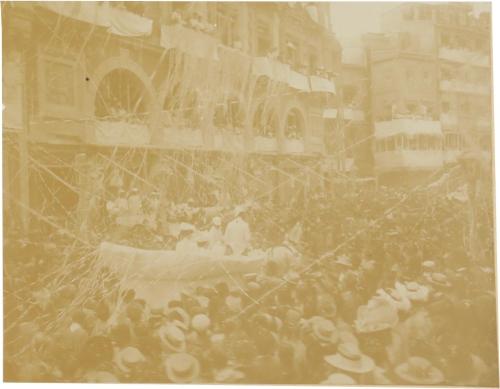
top-left (329, 2), bottom-right (492, 46)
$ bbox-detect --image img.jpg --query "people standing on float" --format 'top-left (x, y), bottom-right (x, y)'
top-left (224, 206), bottom-right (251, 256)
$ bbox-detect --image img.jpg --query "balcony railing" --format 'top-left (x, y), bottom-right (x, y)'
top-left (439, 47), bottom-right (490, 67)
top-left (323, 108), bottom-right (365, 121)
top-left (88, 120), bottom-right (151, 145)
top-left (283, 139), bottom-right (305, 154)
top-left (440, 80), bottom-right (490, 95)
top-left (254, 136), bottom-right (278, 153)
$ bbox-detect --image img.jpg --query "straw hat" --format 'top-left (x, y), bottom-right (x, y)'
top-left (335, 255), bottom-right (353, 267)
top-left (324, 342), bottom-right (375, 374)
top-left (422, 260), bottom-right (436, 269)
top-left (165, 307), bottom-right (190, 331)
top-left (158, 324), bottom-right (186, 353)
top-left (394, 356), bottom-right (444, 385)
top-left (425, 272), bottom-right (451, 288)
top-left (355, 297), bottom-right (399, 333)
top-left (310, 317), bottom-right (339, 345)
top-left (114, 346), bottom-right (146, 373)
top-left (164, 353), bottom-right (200, 383)
top-left (214, 367), bottom-right (245, 383)
top-left (396, 281), bottom-right (429, 302)
top-left (320, 373), bottom-right (357, 385)
top-left (376, 288), bottom-right (411, 312)
top-left (179, 223), bottom-right (195, 233)
top-left (191, 314), bottom-right (210, 333)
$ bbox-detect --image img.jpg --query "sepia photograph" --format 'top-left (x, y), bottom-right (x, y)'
top-left (2, 1), bottom-right (498, 385)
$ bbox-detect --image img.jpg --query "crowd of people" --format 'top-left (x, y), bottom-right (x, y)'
top-left (3, 176), bottom-right (498, 385)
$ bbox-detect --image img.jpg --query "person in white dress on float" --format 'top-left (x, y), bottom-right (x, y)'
top-left (224, 206), bottom-right (251, 256)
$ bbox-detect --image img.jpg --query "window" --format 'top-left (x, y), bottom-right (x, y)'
top-left (395, 135), bottom-right (403, 150)
top-left (256, 19), bottom-right (271, 56)
top-left (441, 32), bottom-right (450, 47)
top-left (418, 5), bottom-right (431, 20)
top-left (286, 37), bottom-right (300, 68)
top-left (409, 136), bottom-right (418, 150)
top-left (217, 5), bottom-right (238, 47)
top-left (45, 61), bottom-right (75, 106)
top-left (403, 5), bottom-right (414, 20)
top-left (309, 51), bottom-right (318, 75)
top-left (386, 137), bottom-right (395, 151)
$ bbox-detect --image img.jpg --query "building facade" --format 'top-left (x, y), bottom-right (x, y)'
top-left (366, 2), bottom-right (491, 181)
top-left (3, 2), bottom-right (343, 231)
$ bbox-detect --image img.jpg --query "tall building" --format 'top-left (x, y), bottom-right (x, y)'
top-left (365, 2), bottom-right (491, 182)
top-left (3, 2), bottom-right (342, 230)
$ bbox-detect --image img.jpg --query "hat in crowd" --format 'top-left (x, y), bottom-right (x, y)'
top-left (396, 281), bottom-right (429, 302)
top-left (422, 260), bottom-right (436, 269)
top-left (212, 216), bottom-right (222, 226)
top-left (320, 373), bottom-right (357, 385)
top-left (355, 297), bottom-right (399, 333)
top-left (425, 272), bottom-right (451, 288)
top-left (310, 317), bottom-right (339, 345)
top-left (159, 324), bottom-right (186, 353)
top-left (394, 356), bottom-right (445, 385)
top-left (376, 288), bottom-right (411, 312)
top-left (234, 206), bottom-right (247, 216)
top-left (82, 370), bottom-right (119, 383)
top-left (335, 255), bottom-right (353, 267)
top-left (131, 188), bottom-right (139, 193)
top-left (324, 342), bottom-right (375, 374)
top-left (164, 353), bottom-right (200, 383)
top-left (114, 347), bottom-right (146, 373)
top-left (179, 223), bottom-right (196, 233)
top-left (165, 307), bottom-right (190, 331)
top-left (214, 367), bottom-right (246, 383)
top-left (191, 314), bottom-right (210, 333)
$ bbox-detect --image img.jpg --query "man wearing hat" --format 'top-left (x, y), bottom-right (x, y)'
top-left (224, 206), bottom-right (251, 256)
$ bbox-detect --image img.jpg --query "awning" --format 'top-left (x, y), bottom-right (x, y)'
top-left (252, 57), bottom-right (290, 83)
top-left (160, 24), bottom-right (219, 60)
top-left (309, 76), bottom-right (336, 94)
top-left (107, 7), bottom-right (153, 37)
top-left (42, 2), bottom-right (153, 37)
top-left (287, 70), bottom-right (310, 92)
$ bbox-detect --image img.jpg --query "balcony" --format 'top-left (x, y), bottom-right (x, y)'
top-left (440, 80), bottom-right (490, 95)
top-left (439, 47), bottom-right (490, 67)
top-left (214, 131), bottom-right (245, 152)
top-left (375, 150), bottom-right (444, 172)
top-left (253, 136), bottom-right (278, 153)
top-left (323, 108), bottom-right (365, 121)
top-left (162, 128), bottom-right (204, 149)
top-left (86, 120), bottom-right (151, 146)
top-left (374, 118), bottom-right (442, 139)
top-left (283, 139), bottom-right (305, 154)
top-left (252, 57), bottom-right (335, 94)
top-left (440, 113), bottom-right (458, 129)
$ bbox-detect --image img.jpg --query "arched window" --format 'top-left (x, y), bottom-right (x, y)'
top-left (253, 103), bottom-right (278, 138)
top-left (213, 96), bottom-right (245, 133)
top-left (285, 108), bottom-right (305, 140)
top-left (95, 69), bottom-right (149, 123)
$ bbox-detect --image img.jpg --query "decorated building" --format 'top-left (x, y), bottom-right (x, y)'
top-left (3, 2), bottom-right (343, 231)
top-left (365, 2), bottom-right (491, 182)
